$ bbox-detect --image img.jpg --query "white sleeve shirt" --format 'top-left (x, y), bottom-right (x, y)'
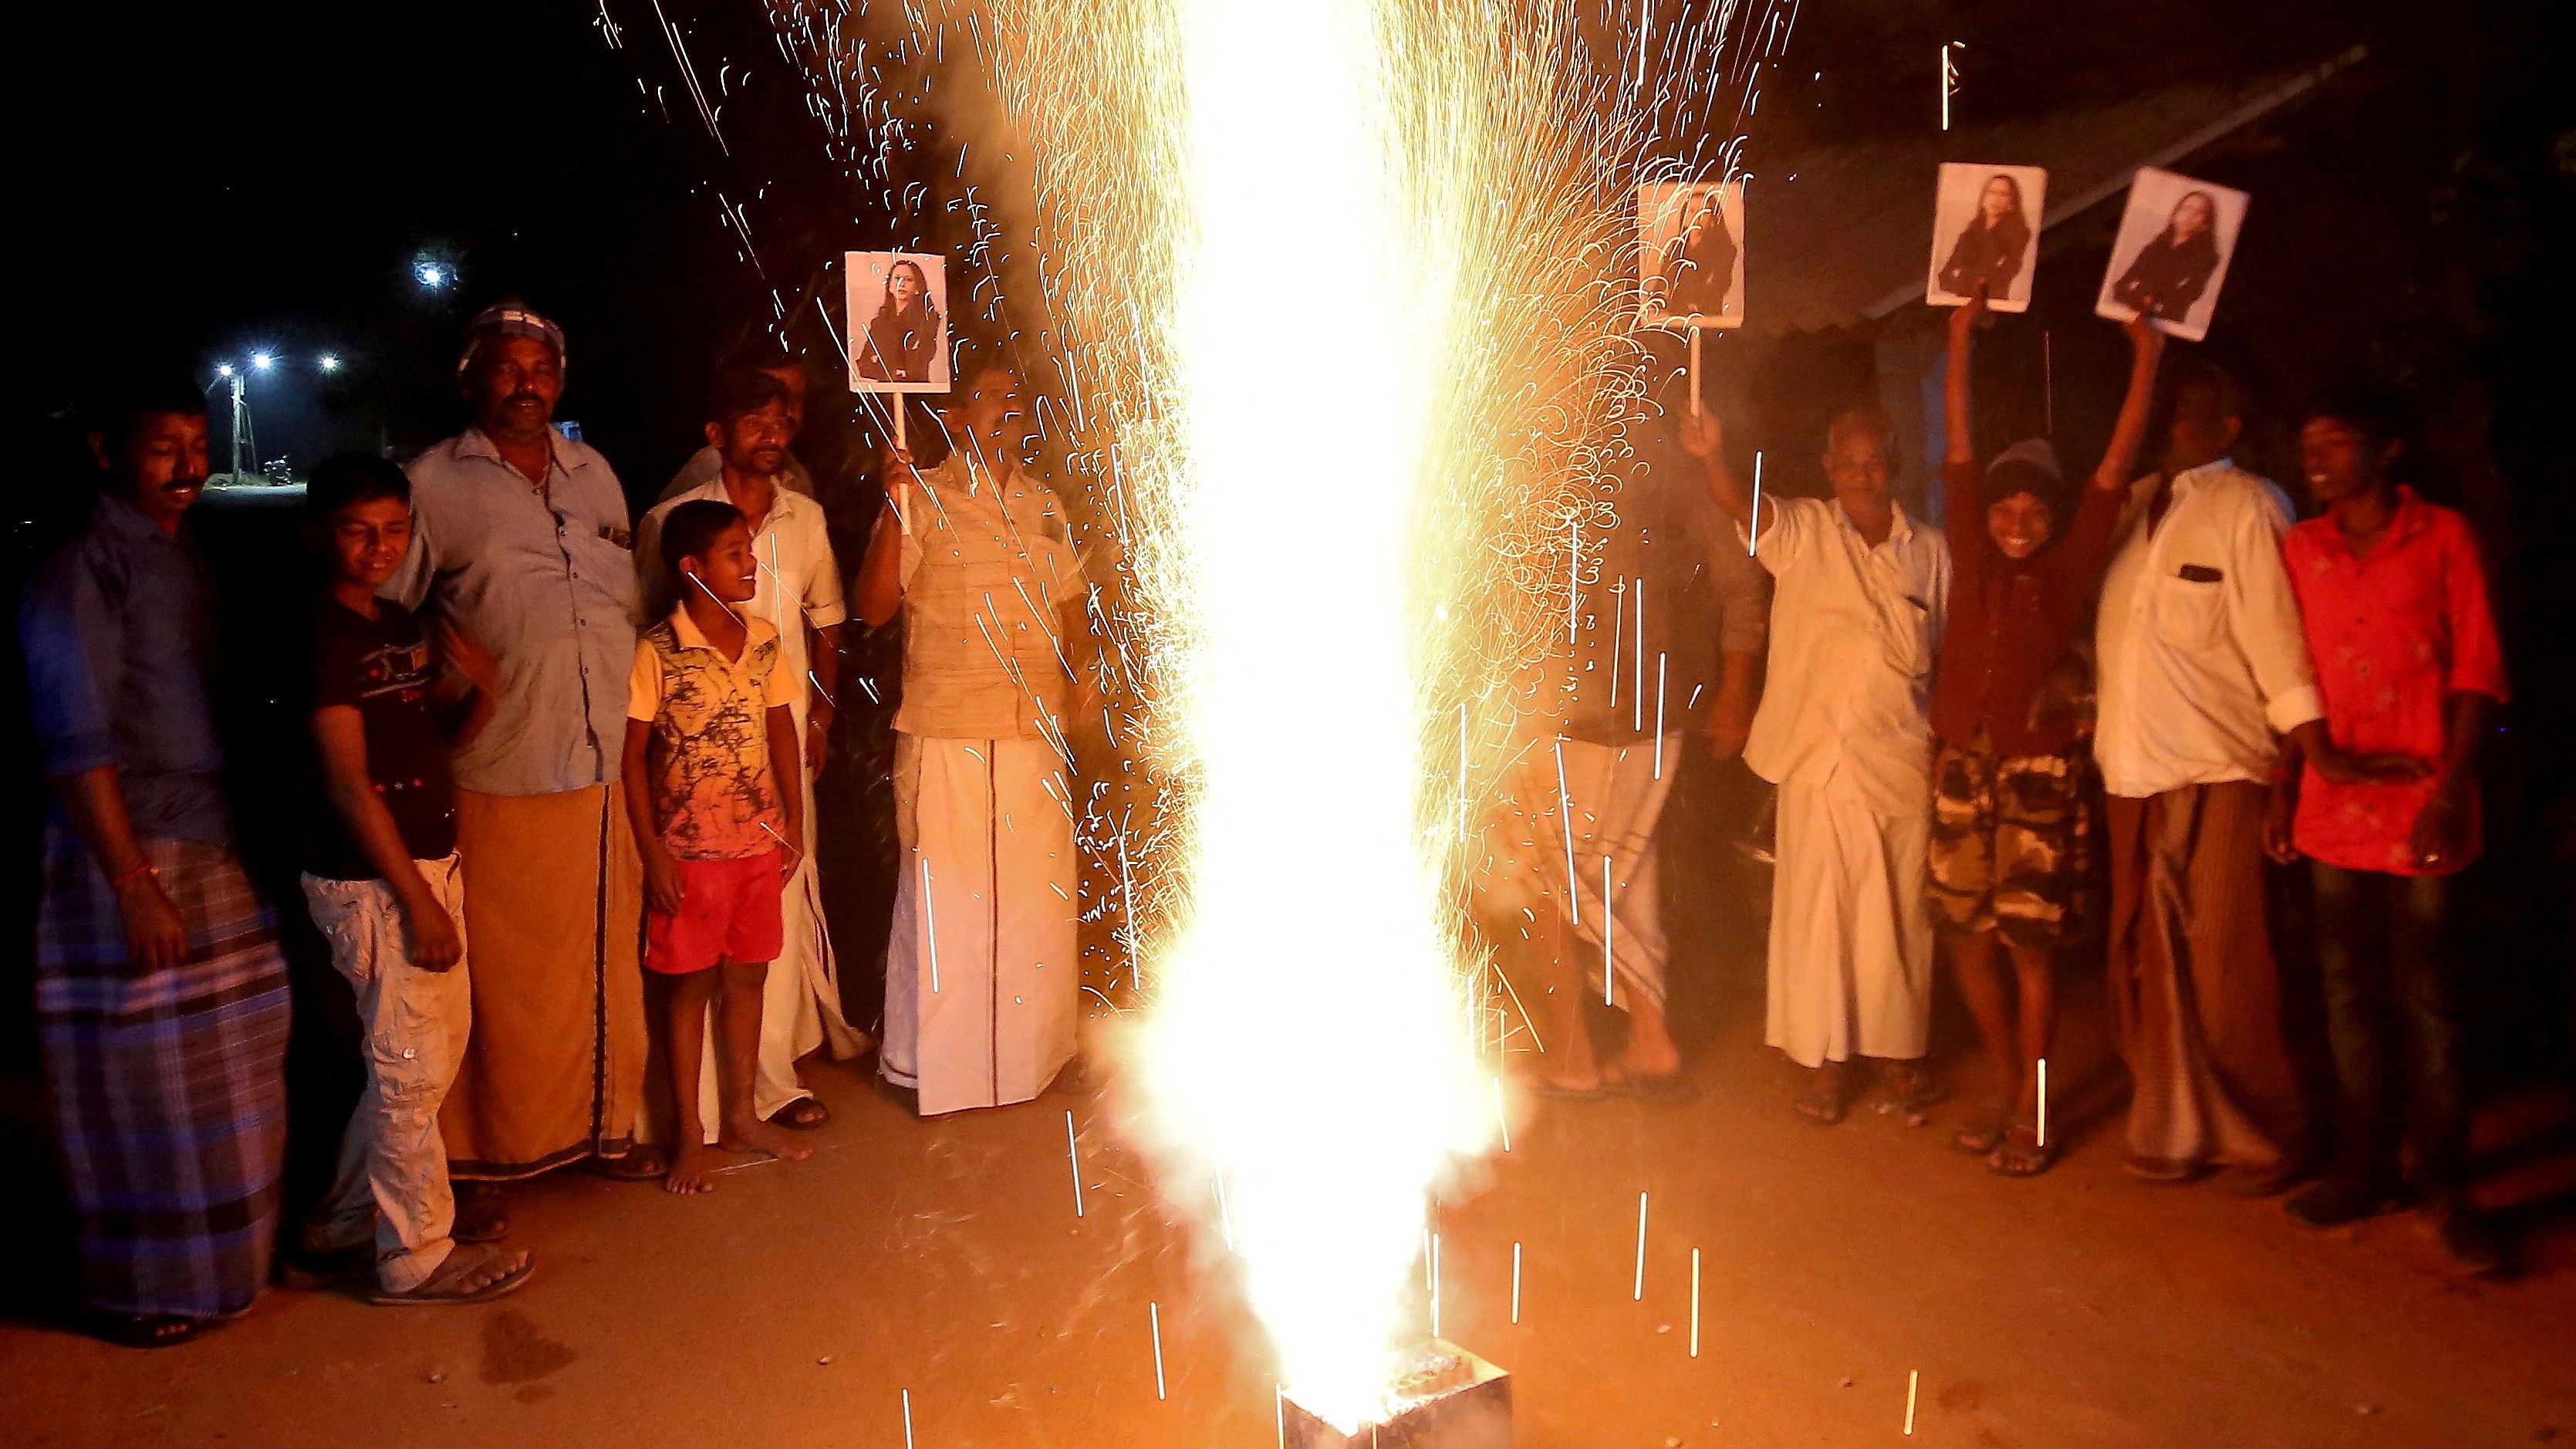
top-left (1739, 497), bottom-right (1952, 820)
top-left (2092, 460), bottom-right (2324, 799)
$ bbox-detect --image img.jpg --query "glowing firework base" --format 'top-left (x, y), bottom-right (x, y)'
top-left (1281, 1341), bottom-right (1511, 1449)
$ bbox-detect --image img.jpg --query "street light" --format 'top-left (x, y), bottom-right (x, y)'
top-left (319, 353), bottom-right (342, 373)
top-left (416, 262), bottom-right (447, 289)
top-left (251, 351), bottom-right (275, 370)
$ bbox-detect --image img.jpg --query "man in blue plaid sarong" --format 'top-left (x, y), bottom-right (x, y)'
top-left (18, 377), bottom-right (291, 1348)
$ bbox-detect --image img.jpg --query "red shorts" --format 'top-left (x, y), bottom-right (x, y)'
top-left (646, 850), bottom-right (785, 974)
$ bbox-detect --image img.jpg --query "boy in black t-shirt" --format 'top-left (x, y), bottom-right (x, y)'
top-left (293, 454), bottom-right (532, 1305)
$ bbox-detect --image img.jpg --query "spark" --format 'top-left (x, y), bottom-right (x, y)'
top-left (1065, 1110), bottom-right (1085, 1218)
top-left (1511, 1241), bottom-right (1522, 1324)
top-left (1906, 1369), bottom-right (1920, 1435)
top-left (1653, 653), bottom-right (1667, 779)
top-left (1556, 740), bottom-right (1582, 926)
top-left (901, 1388), bottom-right (915, 1449)
top-left (1748, 450), bottom-right (1764, 556)
top-left (920, 856), bottom-right (940, 992)
top-left (1633, 1191), bottom-right (1649, 1301)
top-left (1492, 1075), bottom-right (1511, 1152)
top-left (1688, 1246), bottom-right (1703, 1357)
top-left (1150, 1301), bottom-right (1168, 1401)
top-left (2037, 1056), bottom-right (2048, 1148)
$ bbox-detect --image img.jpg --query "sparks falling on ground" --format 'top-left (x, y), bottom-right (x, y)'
top-left (977, 0), bottom-right (1784, 1431)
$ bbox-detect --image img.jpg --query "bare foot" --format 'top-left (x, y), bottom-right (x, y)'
top-left (665, 1142), bottom-right (722, 1194)
top-left (720, 1120), bottom-right (814, 1163)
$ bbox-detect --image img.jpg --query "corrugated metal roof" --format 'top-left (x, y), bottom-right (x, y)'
top-left (1740, 47), bottom-right (2365, 334)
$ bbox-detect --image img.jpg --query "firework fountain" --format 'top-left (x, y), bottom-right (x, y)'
top-left (663, 0), bottom-right (1797, 1434)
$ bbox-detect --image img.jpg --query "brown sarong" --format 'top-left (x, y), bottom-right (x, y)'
top-left (2103, 782), bottom-right (2306, 1174)
top-left (441, 784), bottom-right (647, 1178)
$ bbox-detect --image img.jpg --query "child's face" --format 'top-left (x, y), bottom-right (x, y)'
top-left (683, 522), bottom-right (759, 606)
top-left (1985, 491), bottom-right (2055, 561)
top-left (328, 496), bottom-right (415, 589)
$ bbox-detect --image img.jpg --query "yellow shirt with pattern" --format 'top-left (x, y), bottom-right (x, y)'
top-left (627, 609), bottom-right (798, 860)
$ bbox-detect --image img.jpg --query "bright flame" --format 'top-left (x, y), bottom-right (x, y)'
top-left (978, 0), bottom-right (1778, 1430)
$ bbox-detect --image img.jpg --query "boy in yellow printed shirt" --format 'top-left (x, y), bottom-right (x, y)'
top-left (621, 500), bottom-right (813, 1194)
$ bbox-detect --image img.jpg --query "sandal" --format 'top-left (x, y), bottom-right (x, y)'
top-left (1794, 1066), bottom-right (1851, 1126)
top-left (1990, 1124), bottom-right (2054, 1177)
top-left (767, 1097), bottom-right (830, 1130)
top-left (1953, 1105), bottom-right (2007, 1157)
top-left (90, 1311), bottom-right (220, 1349)
top-left (586, 1147), bottom-right (669, 1182)
top-left (367, 1245), bottom-right (536, 1307)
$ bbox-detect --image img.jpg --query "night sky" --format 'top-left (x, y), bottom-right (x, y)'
top-left (26, 0), bottom-right (2472, 488)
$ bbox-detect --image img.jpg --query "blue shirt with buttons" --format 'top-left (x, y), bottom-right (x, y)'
top-left (19, 491), bottom-right (233, 844)
top-left (389, 427), bottom-right (640, 797)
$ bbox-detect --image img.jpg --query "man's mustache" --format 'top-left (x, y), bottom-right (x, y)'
top-left (505, 390), bottom-right (545, 407)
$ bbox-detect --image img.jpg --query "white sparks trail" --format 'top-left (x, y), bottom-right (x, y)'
top-left (1633, 1191), bottom-right (1649, 1301)
top-left (1689, 1246), bottom-right (1701, 1357)
top-left (1556, 740), bottom-right (1582, 926)
top-left (2037, 1056), bottom-right (2049, 1148)
top-left (1511, 1241), bottom-right (1523, 1324)
top-left (1493, 1075), bottom-right (1512, 1152)
top-left (1150, 1302), bottom-right (1167, 1401)
top-left (901, 1388), bottom-right (915, 1449)
top-left (1632, 575), bottom-right (1646, 731)
top-left (919, 857), bottom-right (940, 993)
top-left (1603, 853), bottom-right (1616, 1005)
top-left (1906, 1369), bottom-right (1921, 1435)
top-left (977, 0), bottom-right (1804, 1430)
top-left (1653, 653), bottom-right (1668, 779)
top-left (1748, 450), bottom-right (1764, 556)
top-left (1275, 1387), bottom-right (1287, 1449)
top-left (1429, 1232), bottom-right (1442, 1339)
top-left (1065, 1110), bottom-right (1085, 1218)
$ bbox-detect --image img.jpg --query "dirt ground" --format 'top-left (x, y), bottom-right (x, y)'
top-left (5, 971), bottom-right (2572, 1449)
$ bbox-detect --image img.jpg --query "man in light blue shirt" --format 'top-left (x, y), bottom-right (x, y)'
top-left (387, 302), bottom-right (661, 1198)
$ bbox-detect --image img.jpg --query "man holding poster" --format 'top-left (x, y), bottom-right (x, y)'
top-left (852, 355), bottom-right (1094, 1115)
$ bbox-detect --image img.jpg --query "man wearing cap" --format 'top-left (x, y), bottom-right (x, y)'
top-left (387, 302), bottom-right (660, 1200)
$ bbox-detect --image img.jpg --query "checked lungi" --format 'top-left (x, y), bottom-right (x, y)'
top-left (35, 830), bottom-right (292, 1321)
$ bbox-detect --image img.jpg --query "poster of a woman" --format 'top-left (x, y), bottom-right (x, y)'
top-left (2093, 168), bottom-right (2249, 343)
top-left (1927, 164), bottom-right (2046, 311)
top-left (1638, 180), bottom-right (1745, 329)
top-left (845, 251), bottom-right (951, 392)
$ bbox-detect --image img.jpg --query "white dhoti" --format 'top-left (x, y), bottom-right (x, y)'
top-left (1764, 769), bottom-right (1935, 1067)
top-left (1494, 736), bottom-right (1680, 1012)
top-left (880, 732), bottom-right (1079, 1116)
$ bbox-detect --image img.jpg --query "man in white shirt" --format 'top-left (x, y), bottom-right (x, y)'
top-left (638, 368), bottom-right (868, 1140)
top-left (656, 354), bottom-right (818, 505)
top-left (1680, 405), bottom-right (1951, 1125)
top-left (2094, 367), bottom-right (2401, 1187)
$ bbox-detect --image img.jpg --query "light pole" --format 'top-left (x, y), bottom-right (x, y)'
top-left (208, 363), bottom-right (254, 481)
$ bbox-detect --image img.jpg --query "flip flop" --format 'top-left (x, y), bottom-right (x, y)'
top-left (1953, 1103), bottom-right (2008, 1157)
top-left (767, 1098), bottom-right (831, 1130)
top-left (366, 1246), bottom-right (536, 1307)
top-left (1794, 1073), bottom-right (1850, 1126)
top-left (586, 1147), bottom-right (669, 1182)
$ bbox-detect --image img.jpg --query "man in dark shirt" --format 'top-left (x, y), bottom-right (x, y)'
top-left (18, 378), bottom-right (291, 1346)
top-left (292, 454), bottom-right (532, 1305)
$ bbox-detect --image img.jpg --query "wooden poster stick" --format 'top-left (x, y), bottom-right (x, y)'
top-left (893, 395), bottom-right (908, 454)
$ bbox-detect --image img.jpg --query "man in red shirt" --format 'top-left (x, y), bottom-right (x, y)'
top-left (2265, 387), bottom-right (2509, 1275)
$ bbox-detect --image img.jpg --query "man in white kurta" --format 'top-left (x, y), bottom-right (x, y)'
top-left (853, 362), bottom-right (1089, 1116)
top-left (1677, 407), bottom-right (1951, 1117)
top-left (638, 369), bottom-right (866, 1138)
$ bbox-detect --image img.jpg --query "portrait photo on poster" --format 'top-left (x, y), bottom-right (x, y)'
top-left (846, 250), bottom-right (952, 393)
top-left (1927, 163), bottom-right (2048, 312)
top-left (2093, 167), bottom-right (2249, 343)
top-left (1638, 179), bottom-right (1745, 330)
